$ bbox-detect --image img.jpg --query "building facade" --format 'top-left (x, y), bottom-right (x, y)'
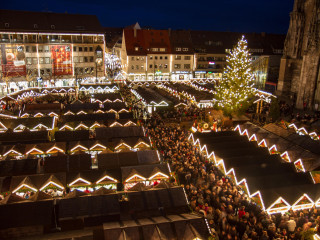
top-left (120, 28), bottom-right (285, 84)
top-left (0, 10), bottom-right (106, 93)
top-left (278, 0), bottom-right (320, 109)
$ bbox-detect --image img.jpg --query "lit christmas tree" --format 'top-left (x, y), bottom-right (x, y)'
top-left (214, 35), bottom-right (256, 115)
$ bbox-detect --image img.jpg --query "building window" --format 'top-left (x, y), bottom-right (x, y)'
top-left (90, 56), bottom-right (94, 62)
top-left (141, 65), bottom-right (144, 70)
top-left (174, 64), bottom-right (181, 69)
top-left (34, 24), bottom-right (38, 29)
top-left (164, 64), bottom-right (168, 68)
top-left (159, 48), bottom-right (165, 52)
top-left (84, 47), bottom-right (88, 52)
top-left (159, 64), bottom-right (163, 69)
top-left (73, 46), bottom-right (77, 52)
top-left (149, 56), bottom-right (153, 60)
top-left (135, 47), bottom-right (139, 51)
top-left (184, 56), bottom-right (191, 60)
top-left (155, 56), bottom-right (158, 60)
top-left (89, 46), bottom-right (93, 52)
top-left (26, 58), bottom-right (32, 65)
top-left (131, 65), bottom-right (134, 70)
top-left (84, 57), bottom-right (88, 62)
top-left (176, 48), bottom-right (181, 51)
top-left (74, 56), bottom-right (79, 63)
top-left (131, 57), bottom-right (134, 61)
top-left (32, 58), bottom-right (38, 65)
top-left (183, 48), bottom-right (189, 51)
top-left (251, 49), bottom-right (264, 53)
top-left (154, 64), bottom-right (158, 68)
top-left (136, 57), bottom-right (140, 60)
top-left (32, 46), bottom-right (37, 52)
top-left (5, 23), bottom-right (9, 28)
top-left (79, 56), bottom-right (84, 63)
top-left (79, 47), bottom-right (83, 52)
top-left (51, 25), bottom-right (55, 30)
top-left (136, 65), bottom-right (139, 69)
top-left (273, 49), bottom-right (283, 54)
top-left (46, 69), bottom-right (51, 74)
top-left (39, 57), bottom-right (44, 64)
top-left (151, 48), bottom-right (158, 52)
top-left (160, 56), bottom-right (163, 60)
top-left (25, 46), bottom-right (30, 53)
top-left (149, 64), bottom-right (152, 68)
top-left (175, 55), bottom-right (181, 60)
top-left (44, 57), bottom-right (50, 64)
top-left (44, 46), bottom-right (49, 52)
top-left (165, 56), bottom-right (168, 60)
top-left (141, 56), bottom-right (144, 60)
top-left (38, 46), bottom-right (43, 52)
top-left (184, 64), bottom-right (190, 69)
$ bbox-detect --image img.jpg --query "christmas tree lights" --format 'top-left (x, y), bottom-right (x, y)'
top-left (214, 36), bottom-right (256, 115)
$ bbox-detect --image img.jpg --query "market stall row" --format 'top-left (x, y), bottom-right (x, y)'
top-left (189, 130), bottom-right (320, 214)
top-left (0, 185), bottom-right (195, 239)
top-left (236, 123), bottom-right (320, 173)
top-left (0, 162), bottom-right (170, 195)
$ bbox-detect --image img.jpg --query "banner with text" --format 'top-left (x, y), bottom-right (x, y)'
top-left (1, 44), bottom-right (26, 77)
top-left (51, 45), bottom-right (72, 76)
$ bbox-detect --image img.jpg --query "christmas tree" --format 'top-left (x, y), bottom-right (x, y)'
top-left (214, 35), bottom-right (256, 115)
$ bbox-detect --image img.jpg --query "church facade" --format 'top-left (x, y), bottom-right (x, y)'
top-left (278, 0), bottom-right (320, 109)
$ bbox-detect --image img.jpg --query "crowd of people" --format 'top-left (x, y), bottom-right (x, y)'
top-left (146, 116), bottom-right (320, 239)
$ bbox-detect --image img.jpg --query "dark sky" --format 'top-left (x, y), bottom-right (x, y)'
top-left (2, 0), bottom-right (294, 34)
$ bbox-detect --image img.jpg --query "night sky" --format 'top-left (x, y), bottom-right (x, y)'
top-left (2, 0), bottom-right (293, 34)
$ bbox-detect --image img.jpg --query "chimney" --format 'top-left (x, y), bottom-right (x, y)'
top-left (134, 28), bottom-right (137, 38)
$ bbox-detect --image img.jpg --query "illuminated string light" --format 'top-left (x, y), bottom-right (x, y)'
top-left (214, 35), bottom-right (256, 114)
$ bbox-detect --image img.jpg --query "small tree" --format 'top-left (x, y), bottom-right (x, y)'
top-left (269, 97), bottom-right (280, 122)
top-left (214, 36), bottom-right (256, 115)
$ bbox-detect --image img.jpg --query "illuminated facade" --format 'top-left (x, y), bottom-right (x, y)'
top-left (0, 10), bottom-right (106, 93)
top-left (251, 55), bottom-right (282, 90)
top-left (121, 28), bottom-right (284, 82)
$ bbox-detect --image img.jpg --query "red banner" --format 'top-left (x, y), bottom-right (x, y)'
top-left (1, 44), bottom-right (26, 77)
top-left (51, 45), bottom-right (72, 76)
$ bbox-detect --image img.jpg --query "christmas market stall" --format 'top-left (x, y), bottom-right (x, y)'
top-left (189, 130), bottom-right (320, 214)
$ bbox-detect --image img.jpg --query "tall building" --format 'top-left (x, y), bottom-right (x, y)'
top-left (0, 9), bottom-right (106, 92)
top-left (278, 0), bottom-right (320, 109)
